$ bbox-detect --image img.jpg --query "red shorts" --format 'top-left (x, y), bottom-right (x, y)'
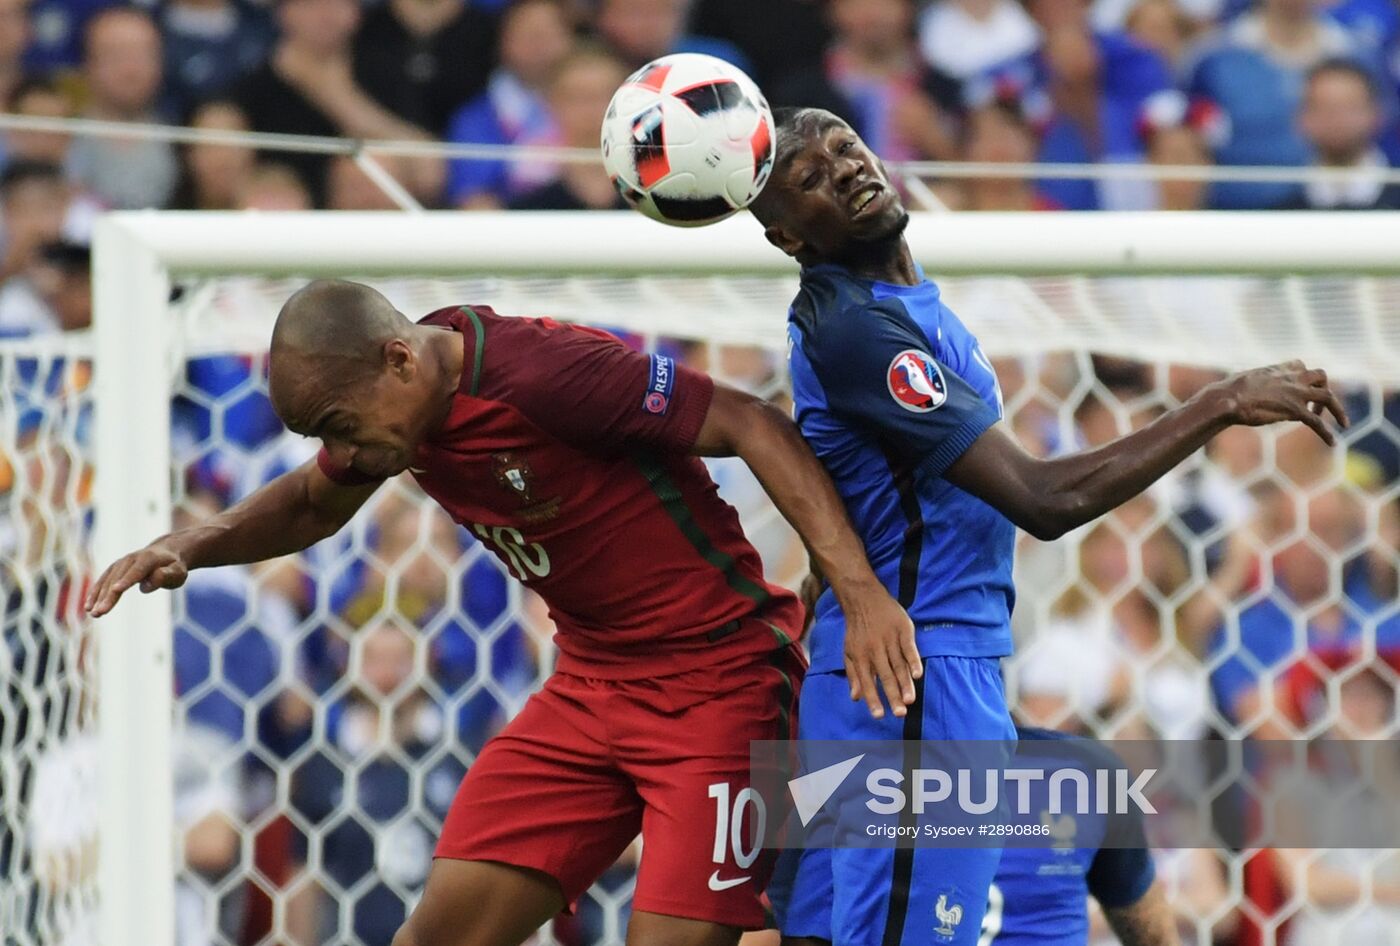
top-left (436, 642), bottom-right (805, 929)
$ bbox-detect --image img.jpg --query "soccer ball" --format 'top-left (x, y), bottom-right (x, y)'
top-left (601, 53), bottom-right (776, 228)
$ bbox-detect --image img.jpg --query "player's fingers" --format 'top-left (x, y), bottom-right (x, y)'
top-left (142, 563), bottom-right (183, 592)
top-left (1317, 387), bottom-right (1349, 428)
top-left (900, 622), bottom-right (923, 682)
top-left (852, 647), bottom-right (886, 719)
top-left (90, 557), bottom-right (140, 616)
top-left (844, 655), bottom-right (865, 705)
top-left (870, 648), bottom-right (906, 719)
top-left (1294, 401), bottom-right (1335, 446)
top-left (84, 562), bottom-right (117, 612)
top-left (885, 640), bottom-right (916, 707)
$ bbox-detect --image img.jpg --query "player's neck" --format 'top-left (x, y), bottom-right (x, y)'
top-left (422, 326), bottom-right (465, 436)
top-left (835, 237), bottom-right (920, 287)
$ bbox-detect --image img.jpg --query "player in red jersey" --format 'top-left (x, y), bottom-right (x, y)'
top-left (86, 280), bottom-right (920, 946)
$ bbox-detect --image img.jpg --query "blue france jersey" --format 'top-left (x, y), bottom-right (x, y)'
top-left (786, 263), bottom-right (1016, 672)
top-left (983, 728), bottom-right (1156, 945)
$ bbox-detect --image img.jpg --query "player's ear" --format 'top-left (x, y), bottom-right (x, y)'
top-left (383, 338), bottom-right (414, 378)
top-left (763, 222), bottom-right (804, 259)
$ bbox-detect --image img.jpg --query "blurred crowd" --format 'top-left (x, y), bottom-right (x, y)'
top-left (3, 1), bottom-right (1400, 945)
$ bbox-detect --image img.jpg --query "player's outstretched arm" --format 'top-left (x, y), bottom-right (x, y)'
top-left (85, 459), bottom-right (380, 617)
top-left (694, 383), bottom-right (921, 719)
top-left (1102, 881), bottom-right (1182, 946)
top-left (944, 361), bottom-right (1348, 542)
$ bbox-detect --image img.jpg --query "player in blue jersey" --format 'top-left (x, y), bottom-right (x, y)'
top-left (750, 106), bottom-right (1347, 946)
top-left (981, 728), bottom-right (1177, 946)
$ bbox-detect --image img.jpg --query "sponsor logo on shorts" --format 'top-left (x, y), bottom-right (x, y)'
top-left (887, 349), bottom-right (947, 412)
top-left (706, 871), bottom-right (752, 892)
top-left (644, 353), bottom-right (676, 415)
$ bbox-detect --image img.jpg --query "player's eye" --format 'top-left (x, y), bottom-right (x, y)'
top-left (800, 171), bottom-right (820, 190)
top-left (838, 140), bottom-right (854, 155)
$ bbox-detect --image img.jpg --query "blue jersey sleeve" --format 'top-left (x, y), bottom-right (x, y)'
top-left (803, 297), bottom-right (998, 477)
top-left (1086, 845), bottom-right (1156, 909)
top-left (1086, 751), bottom-right (1156, 909)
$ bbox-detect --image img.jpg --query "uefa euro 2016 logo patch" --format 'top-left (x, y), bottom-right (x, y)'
top-left (886, 350), bottom-right (947, 412)
top-left (644, 353), bottom-right (676, 414)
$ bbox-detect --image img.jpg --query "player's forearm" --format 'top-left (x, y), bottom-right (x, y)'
top-left (724, 396), bottom-right (883, 597)
top-left (1104, 882), bottom-right (1182, 946)
top-left (1032, 385), bottom-right (1233, 538)
top-left (165, 467), bottom-right (346, 570)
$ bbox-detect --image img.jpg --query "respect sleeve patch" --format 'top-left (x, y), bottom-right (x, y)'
top-left (643, 353), bottom-right (676, 415)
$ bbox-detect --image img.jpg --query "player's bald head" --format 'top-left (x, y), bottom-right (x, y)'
top-left (268, 279), bottom-right (412, 421)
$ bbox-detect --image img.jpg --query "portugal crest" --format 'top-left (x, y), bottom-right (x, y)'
top-left (492, 452), bottom-right (561, 524)
top-left (886, 349), bottom-right (947, 413)
top-left (493, 452), bottom-right (534, 503)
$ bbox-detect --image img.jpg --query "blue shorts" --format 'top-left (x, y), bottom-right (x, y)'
top-left (768, 656), bottom-right (1015, 946)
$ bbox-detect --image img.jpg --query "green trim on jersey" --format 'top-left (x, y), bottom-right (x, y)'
top-left (461, 306), bottom-right (486, 396)
top-left (632, 453), bottom-right (772, 609)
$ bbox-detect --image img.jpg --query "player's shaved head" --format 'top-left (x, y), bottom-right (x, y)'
top-left (268, 279), bottom-right (412, 425)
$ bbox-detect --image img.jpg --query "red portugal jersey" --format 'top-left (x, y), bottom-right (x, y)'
top-left (318, 306), bottom-right (801, 679)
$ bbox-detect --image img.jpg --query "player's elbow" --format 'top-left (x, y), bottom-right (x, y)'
top-left (1017, 492), bottom-right (1087, 541)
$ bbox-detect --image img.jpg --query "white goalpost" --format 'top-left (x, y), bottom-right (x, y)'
top-left (7, 208), bottom-right (1400, 946)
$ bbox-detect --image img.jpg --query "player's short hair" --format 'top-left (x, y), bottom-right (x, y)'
top-left (1307, 58), bottom-right (1379, 101)
top-left (750, 107), bottom-right (851, 226)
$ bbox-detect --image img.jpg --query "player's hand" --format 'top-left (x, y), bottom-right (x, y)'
top-left (1216, 360), bottom-right (1349, 445)
top-left (839, 581), bottom-right (922, 720)
top-left (84, 541), bottom-right (190, 617)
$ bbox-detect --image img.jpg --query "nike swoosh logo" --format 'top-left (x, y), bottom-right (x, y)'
top-left (707, 871), bottom-right (752, 892)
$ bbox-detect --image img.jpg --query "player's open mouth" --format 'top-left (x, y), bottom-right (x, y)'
top-left (850, 184), bottom-right (882, 217)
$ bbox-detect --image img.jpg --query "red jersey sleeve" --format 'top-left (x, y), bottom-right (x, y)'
top-left (489, 317), bottom-right (714, 453)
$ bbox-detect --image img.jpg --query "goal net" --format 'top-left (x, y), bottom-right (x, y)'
top-left (3, 209), bottom-right (1400, 946)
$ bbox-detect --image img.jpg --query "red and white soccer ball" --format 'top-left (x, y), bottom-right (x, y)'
top-left (601, 53), bottom-right (776, 228)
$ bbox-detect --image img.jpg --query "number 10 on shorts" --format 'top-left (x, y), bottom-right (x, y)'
top-left (708, 782), bottom-right (766, 871)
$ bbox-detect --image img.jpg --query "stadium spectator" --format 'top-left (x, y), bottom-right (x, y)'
top-left (509, 47), bottom-right (630, 211)
top-left (688, 0), bottom-right (830, 89)
top-left (337, 502), bottom-right (533, 746)
top-left (595, 0), bottom-right (750, 73)
top-left (170, 100), bottom-right (256, 211)
top-left (1208, 486), bottom-right (1400, 733)
top-left (443, 0), bottom-right (574, 209)
top-left (157, 0), bottom-right (274, 121)
top-left (0, 160), bottom-right (68, 283)
top-left (951, 100), bottom-right (1062, 210)
top-left (352, 0), bottom-right (498, 137)
top-left (0, 162), bottom-right (95, 337)
top-left (67, 8), bottom-right (180, 210)
top-left (1187, 0), bottom-right (1363, 208)
top-left (1, 79), bottom-right (75, 169)
top-left (232, 0), bottom-right (442, 207)
top-left (1124, 0), bottom-right (1197, 70)
top-left (26, 239), bottom-right (91, 332)
top-left (28, 633), bottom-right (244, 946)
top-left (1277, 59), bottom-right (1400, 209)
top-left (917, 0), bottom-right (1041, 82)
top-left (288, 619), bottom-right (466, 946)
top-left (237, 161), bottom-right (313, 210)
top-left (0, 0), bottom-right (29, 108)
top-left (1273, 662), bottom-right (1400, 945)
top-left (1139, 89), bottom-right (1219, 210)
top-left (1031, 5), bottom-right (1174, 210)
top-left (772, 0), bottom-right (960, 162)
top-left (22, 0), bottom-right (119, 75)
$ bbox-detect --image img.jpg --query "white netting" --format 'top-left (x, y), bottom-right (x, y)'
top-left (4, 266), bottom-right (1400, 946)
